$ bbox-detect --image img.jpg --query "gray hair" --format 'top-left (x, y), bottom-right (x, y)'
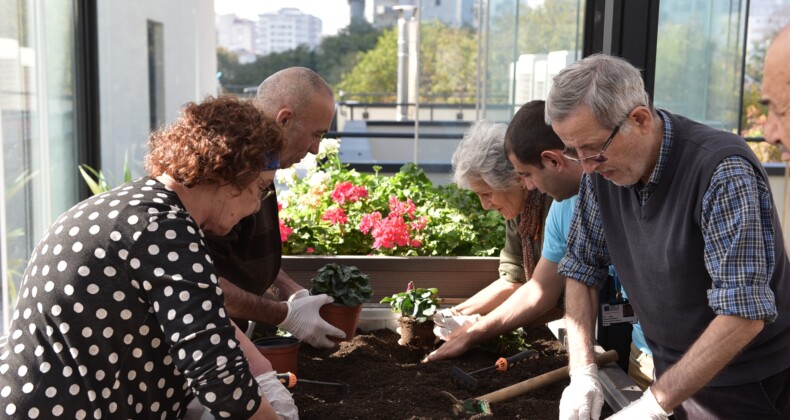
top-left (253, 67), bottom-right (333, 117)
top-left (452, 120), bottom-right (518, 191)
top-left (545, 54), bottom-right (651, 129)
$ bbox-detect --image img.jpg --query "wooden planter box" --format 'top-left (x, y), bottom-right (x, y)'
top-left (282, 255), bottom-right (499, 305)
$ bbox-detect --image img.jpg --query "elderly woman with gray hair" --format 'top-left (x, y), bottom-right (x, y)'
top-left (423, 119), bottom-right (563, 363)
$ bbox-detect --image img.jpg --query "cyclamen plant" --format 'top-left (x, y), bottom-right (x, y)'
top-left (275, 139), bottom-right (505, 256)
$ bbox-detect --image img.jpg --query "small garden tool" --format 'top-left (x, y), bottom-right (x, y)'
top-left (276, 372), bottom-right (349, 393)
top-left (451, 348), bottom-right (539, 391)
top-left (443, 349), bottom-right (619, 416)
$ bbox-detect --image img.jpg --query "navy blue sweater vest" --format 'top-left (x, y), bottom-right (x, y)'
top-left (592, 111), bottom-right (790, 386)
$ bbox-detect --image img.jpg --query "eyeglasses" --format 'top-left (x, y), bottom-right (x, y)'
top-left (562, 124), bottom-right (621, 164)
top-left (258, 185), bottom-right (274, 201)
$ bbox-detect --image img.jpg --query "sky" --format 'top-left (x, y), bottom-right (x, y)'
top-left (214, 0), bottom-right (351, 36)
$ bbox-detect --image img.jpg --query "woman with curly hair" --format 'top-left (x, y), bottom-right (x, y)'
top-left (0, 96), bottom-right (294, 419)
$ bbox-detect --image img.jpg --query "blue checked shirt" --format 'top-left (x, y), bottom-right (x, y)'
top-left (559, 111), bottom-right (778, 322)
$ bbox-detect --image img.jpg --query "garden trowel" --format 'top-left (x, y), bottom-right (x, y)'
top-left (444, 349), bottom-right (618, 416)
top-left (451, 348), bottom-right (539, 391)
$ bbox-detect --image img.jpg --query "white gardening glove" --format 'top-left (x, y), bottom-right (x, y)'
top-left (255, 371), bottom-right (299, 420)
top-left (432, 308), bottom-right (480, 341)
top-left (560, 363), bottom-right (605, 420)
top-left (278, 291), bottom-right (345, 348)
top-left (605, 387), bottom-right (672, 420)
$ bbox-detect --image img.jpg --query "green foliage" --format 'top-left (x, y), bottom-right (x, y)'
top-left (339, 21), bottom-right (479, 103)
top-left (309, 263), bottom-right (373, 306)
top-left (78, 161), bottom-right (132, 195)
top-left (479, 327), bottom-right (530, 355)
top-left (276, 139), bottom-right (505, 256)
top-left (337, 27), bottom-right (399, 101)
top-left (380, 281), bottom-right (442, 323)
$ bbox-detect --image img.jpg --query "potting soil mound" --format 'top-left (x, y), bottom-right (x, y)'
top-left (293, 325), bottom-right (614, 419)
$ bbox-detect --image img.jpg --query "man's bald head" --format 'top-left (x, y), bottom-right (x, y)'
top-left (253, 67), bottom-right (334, 118)
top-left (253, 67), bottom-right (336, 168)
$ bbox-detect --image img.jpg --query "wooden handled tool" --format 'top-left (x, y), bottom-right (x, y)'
top-left (445, 349), bottom-right (619, 415)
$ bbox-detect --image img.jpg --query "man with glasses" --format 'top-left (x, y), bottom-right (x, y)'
top-left (548, 54), bottom-right (790, 419)
top-left (203, 67), bottom-right (346, 349)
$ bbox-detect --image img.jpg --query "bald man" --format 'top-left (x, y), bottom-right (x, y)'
top-left (762, 23), bottom-right (790, 157)
top-left (203, 67), bottom-right (345, 348)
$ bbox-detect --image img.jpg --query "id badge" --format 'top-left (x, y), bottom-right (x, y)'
top-left (601, 301), bottom-right (637, 326)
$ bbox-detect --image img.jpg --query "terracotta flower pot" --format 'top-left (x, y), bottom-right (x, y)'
top-left (397, 317), bottom-right (436, 350)
top-left (255, 336), bottom-right (301, 374)
top-left (319, 303), bottom-right (363, 343)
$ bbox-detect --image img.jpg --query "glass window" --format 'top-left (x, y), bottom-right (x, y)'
top-left (653, 0), bottom-right (748, 132)
top-left (0, 0), bottom-right (80, 331)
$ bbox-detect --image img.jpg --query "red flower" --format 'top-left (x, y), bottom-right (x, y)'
top-left (321, 207), bottom-right (348, 225)
top-left (358, 212), bottom-right (382, 234)
top-left (331, 181), bottom-right (369, 204)
top-left (388, 197), bottom-right (416, 219)
top-left (411, 215), bottom-right (429, 231)
top-left (279, 219), bottom-right (293, 242)
top-left (307, 247), bottom-right (315, 254)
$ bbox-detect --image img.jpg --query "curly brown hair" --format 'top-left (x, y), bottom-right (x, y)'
top-left (144, 95), bottom-right (283, 192)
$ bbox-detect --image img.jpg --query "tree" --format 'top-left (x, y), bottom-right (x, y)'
top-left (338, 21), bottom-right (479, 103)
top-left (316, 21), bottom-right (382, 86)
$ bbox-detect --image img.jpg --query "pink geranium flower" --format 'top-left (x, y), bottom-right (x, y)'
top-left (331, 181), bottom-right (369, 205)
top-left (321, 207), bottom-right (348, 225)
top-left (279, 219), bottom-right (293, 242)
top-left (358, 212), bottom-right (382, 234)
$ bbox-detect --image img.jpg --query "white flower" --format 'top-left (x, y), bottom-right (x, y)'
top-left (307, 171), bottom-right (331, 188)
top-left (277, 190), bottom-right (295, 207)
top-left (276, 167), bottom-right (299, 188)
top-left (317, 138), bottom-right (340, 160)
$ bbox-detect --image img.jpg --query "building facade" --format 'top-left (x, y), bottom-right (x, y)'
top-left (256, 8), bottom-right (322, 55)
top-left (216, 13), bottom-right (257, 63)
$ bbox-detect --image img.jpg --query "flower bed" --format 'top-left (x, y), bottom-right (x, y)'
top-left (293, 326), bottom-right (615, 419)
top-left (276, 139), bottom-right (505, 257)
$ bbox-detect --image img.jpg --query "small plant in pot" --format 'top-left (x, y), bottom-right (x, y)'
top-left (380, 281), bottom-right (441, 350)
top-left (310, 263), bottom-right (373, 342)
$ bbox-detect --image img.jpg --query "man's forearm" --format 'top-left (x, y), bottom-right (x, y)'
top-left (271, 269), bottom-right (305, 300)
top-left (463, 258), bottom-right (565, 345)
top-left (455, 278), bottom-right (521, 316)
top-left (220, 277), bottom-right (289, 325)
top-left (651, 314), bottom-right (764, 411)
top-left (565, 279), bottom-right (599, 370)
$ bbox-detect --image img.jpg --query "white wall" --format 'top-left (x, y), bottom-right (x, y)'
top-left (97, 0), bottom-right (217, 179)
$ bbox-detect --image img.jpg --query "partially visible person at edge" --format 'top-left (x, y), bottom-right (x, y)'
top-left (549, 54), bottom-right (790, 420)
top-left (762, 23), bottom-right (790, 158)
top-left (422, 120), bottom-right (558, 363)
top-left (505, 100), bottom-right (653, 391)
top-left (202, 67), bottom-right (345, 348)
top-left (0, 96), bottom-right (296, 419)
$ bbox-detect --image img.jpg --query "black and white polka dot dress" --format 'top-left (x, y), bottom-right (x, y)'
top-left (0, 178), bottom-right (262, 419)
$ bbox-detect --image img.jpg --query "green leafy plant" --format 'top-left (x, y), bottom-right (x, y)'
top-left (78, 160), bottom-right (132, 195)
top-left (309, 263), bottom-right (373, 306)
top-left (480, 327), bottom-right (530, 355)
top-left (276, 139), bottom-right (505, 256)
top-left (380, 281), bottom-right (442, 324)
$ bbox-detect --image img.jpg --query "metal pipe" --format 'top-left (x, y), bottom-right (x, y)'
top-left (394, 5), bottom-right (417, 121)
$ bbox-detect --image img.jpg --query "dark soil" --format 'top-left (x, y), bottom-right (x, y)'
top-left (293, 325), bottom-right (614, 419)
